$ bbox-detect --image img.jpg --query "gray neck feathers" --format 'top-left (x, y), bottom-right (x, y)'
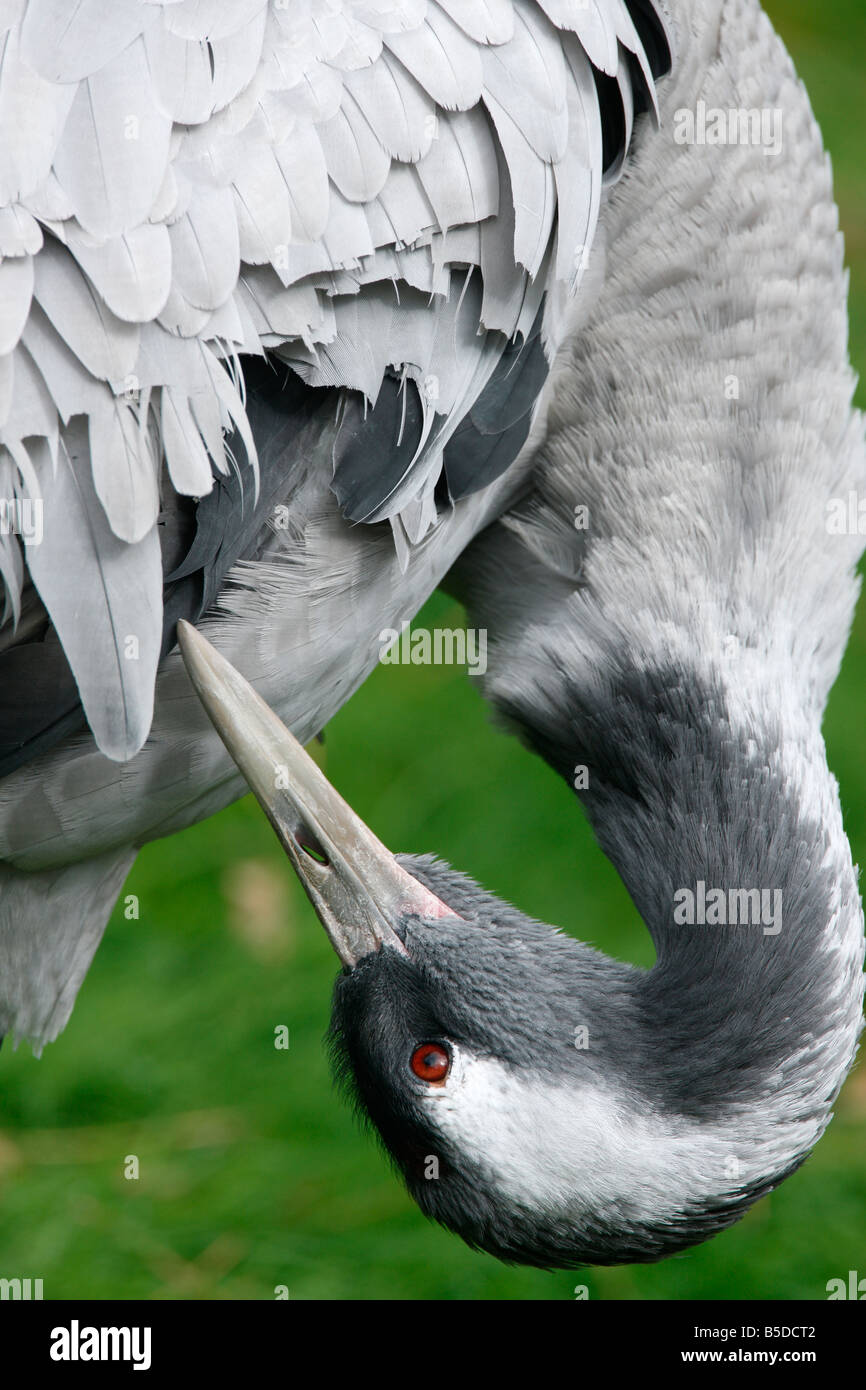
top-left (499, 655), bottom-right (861, 1127)
top-left (454, 0), bottom-right (865, 1168)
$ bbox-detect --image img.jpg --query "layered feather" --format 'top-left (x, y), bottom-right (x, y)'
top-left (0, 0), bottom-right (669, 758)
top-left (22, 426), bottom-right (162, 761)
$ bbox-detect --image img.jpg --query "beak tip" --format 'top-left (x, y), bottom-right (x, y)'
top-left (177, 618), bottom-right (206, 668)
top-left (176, 618), bottom-right (202, 676)
top-left (177, 622), bottom-right (239, 712)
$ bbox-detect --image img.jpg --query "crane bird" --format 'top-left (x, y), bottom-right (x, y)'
top-left (0, 0), bottom-right (863, 1268)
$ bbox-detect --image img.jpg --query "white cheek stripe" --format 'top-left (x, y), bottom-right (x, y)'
top-left (422, 1053), bottom-right (823, 1226)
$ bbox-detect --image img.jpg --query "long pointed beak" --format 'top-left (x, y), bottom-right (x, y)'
top-left (177, 621), bottom-right (457, 967)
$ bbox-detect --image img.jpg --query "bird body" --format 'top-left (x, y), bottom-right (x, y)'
top-left (0, 0), bottom-right (864, 1271)
top-left (0, 0), bottom-right (667, 767)
top-left (0, 0), bottom-right (670, 1045)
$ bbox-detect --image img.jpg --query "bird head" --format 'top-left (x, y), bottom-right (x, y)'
top-left (323, 857), bottom-right (652, 1269)
top-left (176, 621), bottom-right (807, 1269)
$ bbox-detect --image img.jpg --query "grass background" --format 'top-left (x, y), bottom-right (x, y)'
top-left (1, 0), bottom-right (864, 1301)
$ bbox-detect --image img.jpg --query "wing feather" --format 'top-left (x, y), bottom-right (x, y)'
top-left (52, 36), bottom-right (172, 239)
top-left (0, 353), bottom-right (11, 431)
top-left (24, 427), bottom-right (162, 762)
top-left (88, 397), bottom-right (160, 544)
top-left (168, 186), bottom-right (240, 313)
top-left (64, 222), bottom-right (172, 323)
top-left (342, 49), bottom-right (435, 163)
top-left (434, 0), bottom-right (515, 46)
top-left (275, 126), bottom-right (330, 246)
top-left (537, 0), bottom-right (618, 74)
top-left (553, 37), bottom-right (603, 282)
top-left (0, 0), bottom-right (671, 759)
top-left (317, 93), bottom-right (392, 204)
top-left (482, 1), bottom-right (569, 163)
top-left (19, 0), bottom-right (147, 83)
top-left (0, 342), bottom-right (58, 450)
top-left (162, 0), bottom-right (269, 44)
top-left (32, 239), bottom-right (139, 383)
top-left (0, 27), bottom-right (76, 205)
top-left (0, 204), bottom-right (42, 256)
top-left (386, 8), bottom-right (483, 112)
top-left (162, 386), bottom-right (217, 498)
top-left (0, 252), bottom-right (32, 354)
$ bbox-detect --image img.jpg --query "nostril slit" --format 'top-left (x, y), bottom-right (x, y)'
top-left (296, 831), bottom-right (329, 866)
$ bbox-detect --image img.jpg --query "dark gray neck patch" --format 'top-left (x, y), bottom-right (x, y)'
top-left (495, 654), bottom-right (861, 1123)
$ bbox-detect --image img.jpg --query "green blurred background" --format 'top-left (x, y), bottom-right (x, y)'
top-left (1, 0), bottom-right (864, 1301)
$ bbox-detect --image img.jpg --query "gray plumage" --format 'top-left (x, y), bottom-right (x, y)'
top-left (0, 0), bottom-right (668, 1044)
top-left (0, 0), bottom-right (663, 760)
top-left (0, 0), bottom-right (863, 1272)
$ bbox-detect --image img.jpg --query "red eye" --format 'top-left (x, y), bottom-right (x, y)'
top-left (410, 1043), bottom-right (451, 1082)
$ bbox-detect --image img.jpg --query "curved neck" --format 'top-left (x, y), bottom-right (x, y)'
top-left (455, 0), bottom-right (865, 1176)
top-left (447, 0), bottom-right (864, 1244)
top-left (489, 659), bottom-right (863, 1241)
top-left (564, 663), bottom-right (861, 1130)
